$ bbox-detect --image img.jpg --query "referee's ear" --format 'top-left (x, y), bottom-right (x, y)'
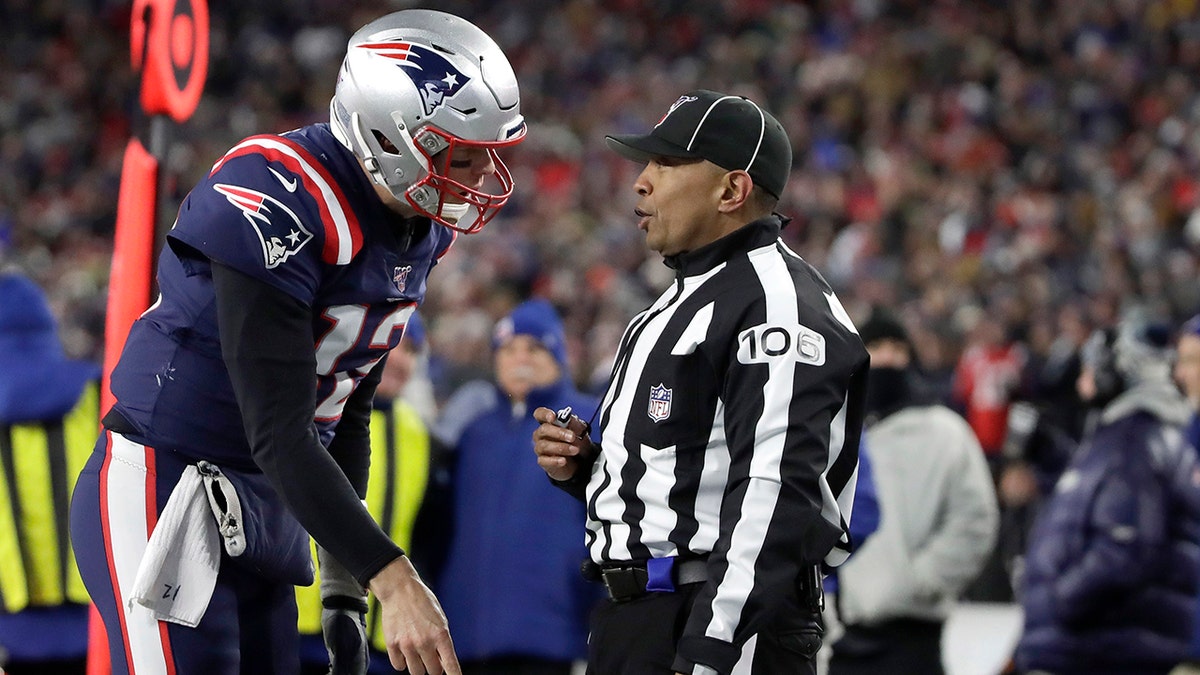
top-left (717, 169), bottom-right (758, 216)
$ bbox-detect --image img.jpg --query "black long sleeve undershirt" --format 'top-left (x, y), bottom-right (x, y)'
top-left (211, 262), bottom-right (402, 586)
top-left (328, 355), bottom-right (384, 499)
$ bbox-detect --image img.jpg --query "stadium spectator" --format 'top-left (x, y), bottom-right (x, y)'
top-left (0, 271), bottom-right (100, 675)
top-left (952, 313), bottom-right (1028, 462)
top-left (1175, 314), bottom-right (1200, 452)
top-left (1172, 314), bottom-right (1200, 675)
top-left (1017, 317), bottom-right (1200, 675)
top-left (829, 308), bottom-right (998, 675)
top-left (429, 299), bottom-right (600, 675)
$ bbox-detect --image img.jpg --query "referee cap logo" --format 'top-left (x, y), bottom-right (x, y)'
top-left (605, 89), bottom-right (793, 199)
top-left (656, 95), bottom-right (698, 126)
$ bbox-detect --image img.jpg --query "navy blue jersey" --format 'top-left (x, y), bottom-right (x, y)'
top-left (109, 123), bottom-right (454, 466)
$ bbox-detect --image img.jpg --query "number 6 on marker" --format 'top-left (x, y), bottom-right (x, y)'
top-left (737, 323), bottom-right (826, 366)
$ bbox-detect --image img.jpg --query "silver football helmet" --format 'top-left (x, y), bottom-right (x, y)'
top-left (330, 10), bottom-right (526, 233)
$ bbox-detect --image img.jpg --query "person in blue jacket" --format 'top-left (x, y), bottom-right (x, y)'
top-left (1174, 314), bottom-right (1200, 457)
top-left (1171, 315), bottom-right (1200, 675)
top-left (1018, 316), bottom-right (1200, 675)
top-left (0, 271), bottom-right (100, 675)
top-left (430, 298), bottom-right (601, 675)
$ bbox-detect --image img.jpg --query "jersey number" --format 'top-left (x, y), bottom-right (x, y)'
top-left (314, 303), bottom-right (414, 421)
top-left (737, 323), bottom-right (826, 366)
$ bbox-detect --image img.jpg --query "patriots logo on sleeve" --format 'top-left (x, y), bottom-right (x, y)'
top-left (358, 41), bottom-right (470, 116)
top-left (213, 183), bottom-right (314, 269)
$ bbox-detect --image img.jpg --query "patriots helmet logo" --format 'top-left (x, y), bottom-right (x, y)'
top-left (358, 41), bottom-right (471, 116)
top-left (213, 183), bottom-right (313, 269)
top-left (647, 383), bottom-right (673, 423)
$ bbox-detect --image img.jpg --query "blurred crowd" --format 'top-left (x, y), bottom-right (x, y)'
top-left (6, 0), bottom-right (1200, 405)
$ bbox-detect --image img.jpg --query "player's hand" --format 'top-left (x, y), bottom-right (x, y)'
top-left (321, 598), bottom-right (368, 675)
top-left (532, 406), bottom-right (594, 482)
top-left (369, 555), bottom-right (460, 675)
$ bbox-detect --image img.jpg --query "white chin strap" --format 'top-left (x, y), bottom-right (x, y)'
top-left (438, 202), bottom-right (470, 224)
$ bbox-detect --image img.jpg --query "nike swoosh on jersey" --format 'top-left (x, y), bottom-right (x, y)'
top-left (268, 166), bottom-right (298, 192)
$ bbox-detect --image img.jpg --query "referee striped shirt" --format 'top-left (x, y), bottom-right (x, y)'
top-left (586, 214), bottom-right (868, 671)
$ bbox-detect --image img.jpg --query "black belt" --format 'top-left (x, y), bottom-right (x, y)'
top-left (586, 557), bottom-right (709, 602)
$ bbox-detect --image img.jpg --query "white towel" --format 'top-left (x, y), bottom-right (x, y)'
top-left (128, 465), bottom-right (221, 627)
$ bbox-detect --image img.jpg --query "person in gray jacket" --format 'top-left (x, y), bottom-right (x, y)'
top-left (829, 308), bottom-right (999, 675)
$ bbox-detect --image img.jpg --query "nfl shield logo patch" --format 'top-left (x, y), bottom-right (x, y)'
top-left (647, 384), bottom-right (672, 423)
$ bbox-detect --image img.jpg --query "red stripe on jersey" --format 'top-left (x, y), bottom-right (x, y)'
top-left (211, 135), bottom-right (363, 264)
top-left (143, 445), bottom-right (157, 548)
top-left (160, 621), bottom-right (177, 675)
top-left (141, 447), bottom-right (177, 674)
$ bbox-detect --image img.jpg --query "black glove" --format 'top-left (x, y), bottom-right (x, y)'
top-left (321, 595), bottom-right (368, 675)
top-left (317, 545), bottom-right (370, 675)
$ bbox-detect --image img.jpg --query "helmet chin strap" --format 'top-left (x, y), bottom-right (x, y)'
top-left (406, 183), bottom-right (470, 225)
top-left (438, 202), bottom-right (470, 224)
top-left (347, 111), bottom-right (388, 186)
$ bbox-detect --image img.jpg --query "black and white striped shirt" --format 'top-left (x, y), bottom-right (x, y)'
top-left (586, 214), bottom-right (867, 672)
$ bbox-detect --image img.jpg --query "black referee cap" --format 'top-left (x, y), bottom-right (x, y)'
top-left (605, 89), bottom-right (793, 199)
top-left (858, 307), bottom-right (911, 349)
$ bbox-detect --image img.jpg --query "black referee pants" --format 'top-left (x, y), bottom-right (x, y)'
top-left (585, 584), bottom-right (821, 674)
top-left (827, 618), bottom-right (944, 675)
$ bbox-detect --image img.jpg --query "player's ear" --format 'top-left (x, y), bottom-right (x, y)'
top-left (717, 170), bottom-right (754, 213)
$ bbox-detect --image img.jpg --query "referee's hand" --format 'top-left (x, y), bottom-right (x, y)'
top-left (532, 406), bottom-right (594, 482)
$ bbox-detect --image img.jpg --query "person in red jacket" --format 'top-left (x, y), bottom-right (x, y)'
top-left (952, 313), bottom-right (1027, 461)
